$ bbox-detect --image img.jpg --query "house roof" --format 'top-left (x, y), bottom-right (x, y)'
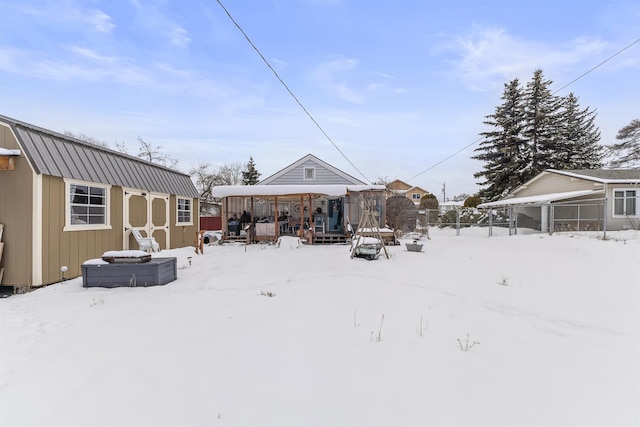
top-left (478, 189), bottom-right (605, 208)
top-left (0, 115), bottom-right (199, 198)
top-left (548, 169), bottom-right (640, 183)
top-left (212, 184), bottom-right (385, 198)
top-left (259, 153), bottom-right (367, 185)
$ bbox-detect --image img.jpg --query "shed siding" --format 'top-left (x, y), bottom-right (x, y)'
top-left (169, 196), bottom-right (199, 249)
top-left (0, 126), bottom-right (33, 286)
top-left (39, 176), bottom-right (126, 285)
top-left (513, 173), bottom-right (600, 198)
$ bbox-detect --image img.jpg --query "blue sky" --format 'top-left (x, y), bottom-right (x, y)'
top-left (1, 0), bottom-right (639, 199)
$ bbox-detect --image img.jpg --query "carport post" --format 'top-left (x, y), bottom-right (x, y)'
top-left (488, 208), bottom-right (493, 237)
top-left (549, 204), bottom-right (555, 236)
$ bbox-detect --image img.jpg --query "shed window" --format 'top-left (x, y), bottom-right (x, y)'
top-left (613, 189), bottom-right (637, 217)
top-left (64, 180), bottom-right (111, 231)
top-left (177, 198), bottom-right (192, 224)
top-left (304, 167), bottom-right (315, 180)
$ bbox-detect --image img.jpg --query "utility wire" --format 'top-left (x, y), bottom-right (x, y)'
top-left (216, 0), bottom-right (372, 184)
top-left (408, 36), bottom-right (640, 181)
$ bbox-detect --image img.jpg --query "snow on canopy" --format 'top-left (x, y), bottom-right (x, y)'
top-left (211, 184), bottom-right (385, 198)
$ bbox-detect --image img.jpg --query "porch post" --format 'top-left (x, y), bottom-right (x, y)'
top-left (299, 196), bottom-right (304, 234)
top-left (275, 196), bottom-right (279, 239)
top-left (308, 194), bottom-right (313, 244)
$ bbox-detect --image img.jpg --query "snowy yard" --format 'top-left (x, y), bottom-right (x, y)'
top-left (1, 228), bottom-right (639, 427)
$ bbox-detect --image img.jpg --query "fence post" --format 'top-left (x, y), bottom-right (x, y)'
top-left (456, 208), bottom-right (460, 236)
top-left (508, 207), bottom-right (513, 236)
top-left (603, 198), bottom-right (608, 240)
top-left (488, 209), bottom-right (493, 237)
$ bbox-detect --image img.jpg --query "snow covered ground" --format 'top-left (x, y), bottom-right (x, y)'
top-left (1, 227), bottom-right (639, 427)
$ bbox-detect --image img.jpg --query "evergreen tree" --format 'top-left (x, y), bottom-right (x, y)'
top-left (554, 93), bottom-right (602, 169)
top-left (521, 69), bottom-right (563, 181)
top-left (242, 156), bottom-right (261, 185)
top-left (474, 69), bottom-right (604, 201)
top-left (473, 78), bottom-right (526, 200)
top-left (608, 119), bottom-right (640, 168)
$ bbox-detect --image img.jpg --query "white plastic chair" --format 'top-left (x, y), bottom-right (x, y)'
top-left (131, 229), bottom-right (160, 252)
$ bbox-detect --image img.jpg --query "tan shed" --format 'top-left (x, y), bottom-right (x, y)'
top-left (0, 115), bottom-right (200, 288)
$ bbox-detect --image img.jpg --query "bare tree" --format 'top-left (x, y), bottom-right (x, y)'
top-left (608, 119), bottom-right (640, 168)
top-left (217, 162), bottom-right (243, 185)
top-left (385, 195), bottom-right (418, 232)
top-left (63, 131), bottom-right (108, 147)
top-left (134, 136), bottom-right (178, 168)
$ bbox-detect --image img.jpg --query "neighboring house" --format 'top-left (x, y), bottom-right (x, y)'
top-left (386, 179), bottom-right (430, 206)
top-left (439, 200), bottom-right (465, 215)
top-left (478, 169), bottom-right (640, 233)
top-left (212, 154), bottom-right (387, 243)
top-left (259, 153), bottom-right (367, 185)
top-left (0, 115), bottom-right (200, 287)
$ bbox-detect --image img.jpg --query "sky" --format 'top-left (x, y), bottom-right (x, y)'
top-left (1, 0), bottom-right (639, 199)
top-left (1, 229), bottom-right (639, 426)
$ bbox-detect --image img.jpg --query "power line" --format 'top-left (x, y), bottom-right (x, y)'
top-left (215, 0), bottom-right (372, 184)
top-left (408, 36), bottom-right (640, 182)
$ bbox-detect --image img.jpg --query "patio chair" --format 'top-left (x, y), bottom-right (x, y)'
top-left (131, 229), bottom-right (160, 252)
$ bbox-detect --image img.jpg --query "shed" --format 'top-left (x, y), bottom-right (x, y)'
top-left (0, 115), bottom-right (199, 287)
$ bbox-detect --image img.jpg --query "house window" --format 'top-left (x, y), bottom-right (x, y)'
top-left (303, 167), bottom-right (315, 180)
top-left (177, 197), bottom-right (192, 224)
top-left (412, 193), bottom-right (421, 200)
top-left (65, 180), bottom-right (110, 230)
top-left (613, 189), bottom-right (637, 217)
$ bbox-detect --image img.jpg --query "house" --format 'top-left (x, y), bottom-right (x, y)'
top-left (478, 169), bottom-right (640, 233)
top-left (0, 115), bottom-right (200, 288)
top-left (439, 200), bottom-right (465, 215)
top-left (212, 154), bottom-right (387, 244)
top-left (386, 179), bottom-right (431, 206)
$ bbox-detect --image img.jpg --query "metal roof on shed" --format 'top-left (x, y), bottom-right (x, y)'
top-left (0, 115), bottom-right (199, 198)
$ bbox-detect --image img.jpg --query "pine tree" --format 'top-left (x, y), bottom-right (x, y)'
top-left (521, 69), bottom-right (563, 181)
top-left (474, 70), bottom-right (604, 201)
top-left (473, 78), bottom-right (527, 200)
top-left (608, 119), bottom-right (640, 168)
top-left (241, 156), bottom-right (261, 185)
top-left (554, 93), bottom-right (603, 169)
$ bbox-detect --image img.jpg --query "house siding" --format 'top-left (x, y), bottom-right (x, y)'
top-left (512, 173), bottom-right (601, 198)
top-left (605, 185), bottom-right (640, 230)
top-left (0, 126), bottom-right (33, 286)
top-left (266, 159), bottom-right (358, 185)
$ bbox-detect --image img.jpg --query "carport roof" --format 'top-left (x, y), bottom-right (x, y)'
top-left (478, 189), bottom-right (604, 208)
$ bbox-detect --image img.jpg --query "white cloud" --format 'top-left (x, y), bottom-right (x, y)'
top-left (310, 57), bottom-right (389, 104)
top-left (437, 26), bottom-right (610, 91)
top-left (168, 24), bottom-right (191, 48)
top-left (85, 9), bottom-right (116, 34)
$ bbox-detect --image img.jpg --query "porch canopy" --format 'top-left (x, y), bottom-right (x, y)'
top-left (212, 184), bottom-right (385, 242)
top-left (478, 189), bottom-right (604, 208)
top-left (212, 184), bottom-right (385, 198)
